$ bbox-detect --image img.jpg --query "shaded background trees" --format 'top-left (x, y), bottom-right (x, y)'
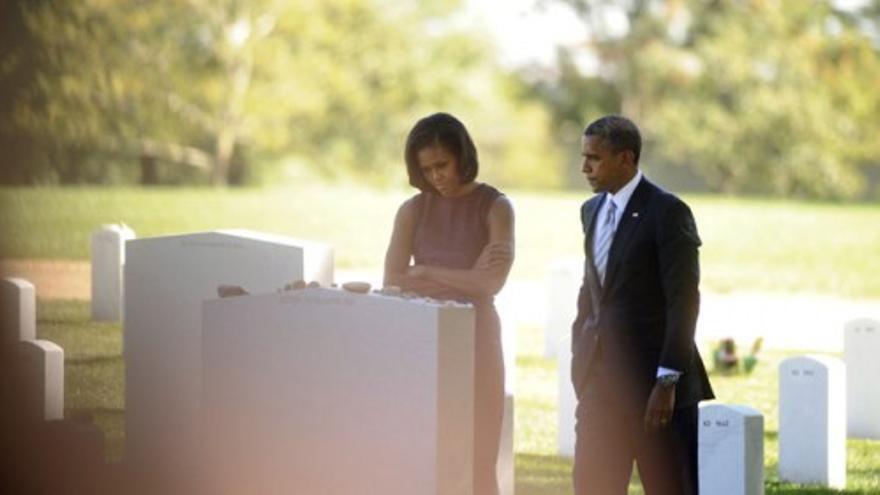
top-left (2, 0), bottom-right (879, 199)
top-left (533, 0), bottom-right (880, 199)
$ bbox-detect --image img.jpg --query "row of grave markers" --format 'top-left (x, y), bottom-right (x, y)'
top-left (1, 278), bottom-right (109, 493)
top-left (0, 278), bottom-right (64, 424)
top-left (11, 227), bottom-right (518, 495)
top-left (556, 319), bottom-right (879, 494)
top-left (547, 261), bottom-right (880, 439)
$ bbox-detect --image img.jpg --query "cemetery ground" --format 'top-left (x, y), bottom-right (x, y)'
top-left (3, 184), bottom-right (880, 493)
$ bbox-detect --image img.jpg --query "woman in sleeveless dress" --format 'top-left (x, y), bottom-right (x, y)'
top-left (384, 113), bottom-right (515, 495)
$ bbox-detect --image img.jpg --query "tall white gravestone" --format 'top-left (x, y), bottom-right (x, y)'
top-left (557, 336), bottom-right (576, 457)
top-left (123, 230), bottom-right (333, 481)
top-left (699, 404), bottom-right (764, 495)
top-left (845, 318), bottom-right (880, 439)
top-left (200, 289), bottom-right (473, 495)
top-left (496, 287), bottom-right (519, 395)
top-left (545, 259), bottom-right (580, 358)
top-left (1, 277), bottom-right (36, 345)
top-left (91, 223), bottom-right (135, 321)
top-left (778, 355), bottom-right (846, 489)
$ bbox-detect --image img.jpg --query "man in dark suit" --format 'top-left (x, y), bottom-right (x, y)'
top-left (570, 115), bottom-right (714, 494)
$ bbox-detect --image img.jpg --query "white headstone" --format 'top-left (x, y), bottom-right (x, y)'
top-left (200, 289), bottom-right (473, 495)
top-left (544, 259), bottom-right (580, 358)
top-left (778, 355), bottom-right (846, 489)
top-left (90, 223), bottom-right (135, 321)
top-left (845, 318), bottom-right (880, 439)
top-left (123, 230), bottom-right (334, 478)
top-left (498, 393), bottom-right (515, 495)
top-left (496, 291), bottom-right (518, 395)
top-left (557, 336), bottom-right (576, 457)
top-left (1, 277), bottom-right (36, 347)
top-left (17, 339), bottom-right (64, 422)
top-left (699, 403), bottom-right (764, 495)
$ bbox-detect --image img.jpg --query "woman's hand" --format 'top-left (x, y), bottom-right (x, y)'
top-left (407, 264), bottom-right (429, 278)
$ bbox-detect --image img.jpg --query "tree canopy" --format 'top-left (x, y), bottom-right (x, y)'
top-left (0, 0), bottom-right (563, 188)
top-left (534, 0), bottom-right (880, 199)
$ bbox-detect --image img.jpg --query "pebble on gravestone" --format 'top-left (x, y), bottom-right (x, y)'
top-left (845, 318), bottom-right (880, 440)
top-left (91, 223), bottom-right (135, 321)
top-left (200, 288), bottom-right (474, 495)
top-left (124, 230), bottom-right (334, 483)
top-left (699, 403), bottom-right (764, 495)
top-left (778, 355), bottom-right (846, 489)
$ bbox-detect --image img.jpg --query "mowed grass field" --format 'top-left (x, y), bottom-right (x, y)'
top-left (4, 184), bottom-right (880, 493)
top-left (2, 184), bottom-right (880, 297)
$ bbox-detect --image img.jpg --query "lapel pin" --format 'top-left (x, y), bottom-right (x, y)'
top-left (632, 212), bottom-right (639, 218)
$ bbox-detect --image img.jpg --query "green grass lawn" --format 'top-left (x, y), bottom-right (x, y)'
top-left (37, 299), bottom-right (880, 494)
top-left (3, 184), bottom-right (880, 297)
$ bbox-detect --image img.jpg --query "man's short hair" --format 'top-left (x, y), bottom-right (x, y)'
top-left (584, 115), bottom-right (642, 165)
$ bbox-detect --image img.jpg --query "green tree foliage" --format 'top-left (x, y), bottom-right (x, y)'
top-left (540, 0), bottom-right (880, 199)
top-left (0, 0), bottom-right (564, 187)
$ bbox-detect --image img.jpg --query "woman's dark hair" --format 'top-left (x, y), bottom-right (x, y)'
top-left (404, 112), bottom-right (479, 191)
top-left (583, 115), bottom-right (642, 166)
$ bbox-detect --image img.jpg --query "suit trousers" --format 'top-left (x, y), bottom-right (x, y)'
top-left (573, 362), bottom-right (699, 495)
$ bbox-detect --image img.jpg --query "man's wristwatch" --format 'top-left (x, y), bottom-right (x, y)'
top-left (656, 373), bottom-right (680, 387)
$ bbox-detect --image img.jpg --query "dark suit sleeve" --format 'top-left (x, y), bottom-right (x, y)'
top-left (571, 202), bottom-right (592, 351)
top-left (656, 198), bottom-right (702, 372)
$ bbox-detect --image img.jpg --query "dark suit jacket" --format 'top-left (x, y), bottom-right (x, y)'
top-left (571, 176), bottom-right (714, 414)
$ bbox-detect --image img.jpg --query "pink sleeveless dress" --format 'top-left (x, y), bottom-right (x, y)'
top-left (411, 182), bottom-right (505, 495)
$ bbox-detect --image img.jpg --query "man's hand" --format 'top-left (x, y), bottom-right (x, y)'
top-left (644, 381), bottom-right (676, 432)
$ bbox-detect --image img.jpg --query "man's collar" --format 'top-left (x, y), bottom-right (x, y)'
top-left (607, 170), bottom-right (643, 211)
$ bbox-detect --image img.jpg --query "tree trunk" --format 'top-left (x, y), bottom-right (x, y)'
top-left (140, 154), bottom-right (159, 185)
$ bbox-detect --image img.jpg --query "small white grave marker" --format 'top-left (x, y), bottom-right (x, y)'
top-left (845, 318), bottom-right (880, 439)
top-left (545, 259), bottom-right (580, 358)
top-left (18, 339), bottom-right (64, 422)
top-left (778, 355), bottom-right (846, 489)
top-left (699, 403), bottom-right (764, 495)
top-left (557, 336), bottom-right (576, 458)
top-left (91, 223), bottom-right (135, 321)
top-left (1, 277), bottom-right (36, 346)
